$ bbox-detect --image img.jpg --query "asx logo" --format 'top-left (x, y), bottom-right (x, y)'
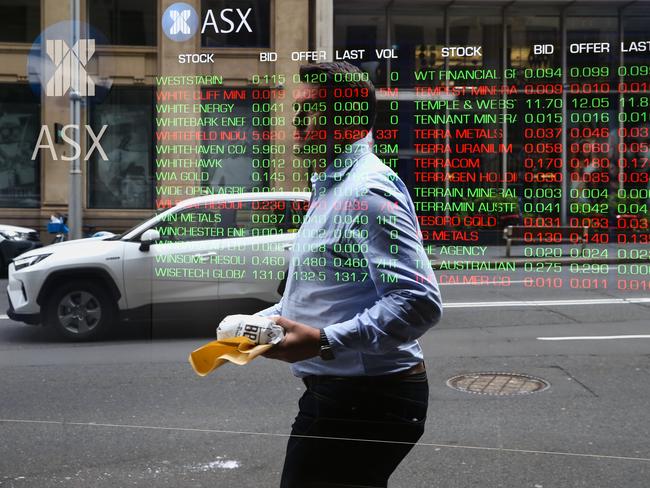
top-left (162, 3), bottom-right (199, 42)
top-left (31, 124), bottom-right (108, 161)
top-left (45, 39), bottom-right (96, 97)
top-left (201, 8), bottom-right (253, 34)
top-left (27, 21), bottom-right (112, 102)
top-left (162, 2), bottom-right (252, 42)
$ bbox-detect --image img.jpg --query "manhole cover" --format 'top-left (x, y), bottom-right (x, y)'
top-left (447, 372), bottom-right (549, 396)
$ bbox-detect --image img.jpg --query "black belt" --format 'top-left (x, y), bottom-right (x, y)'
top-left (303, 362), bottom-right (426, 387)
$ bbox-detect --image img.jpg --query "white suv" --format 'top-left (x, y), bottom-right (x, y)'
top-left (7, 192), bottom-right (310, 340)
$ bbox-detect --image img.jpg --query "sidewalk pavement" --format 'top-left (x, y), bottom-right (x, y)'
top-left (425, 243), bottom-right (649, 269)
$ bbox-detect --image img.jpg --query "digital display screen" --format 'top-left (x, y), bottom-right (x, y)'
top-left (148, 4), bottom-right (650, 294)
top-left (1, 1), bottom-right (650, 487)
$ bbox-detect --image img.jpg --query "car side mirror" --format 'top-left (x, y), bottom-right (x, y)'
top-left (139, 229), bottom-right (160, 252)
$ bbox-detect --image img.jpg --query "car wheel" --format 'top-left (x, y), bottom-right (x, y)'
top-left (44, 279), bottom-right (116, 341)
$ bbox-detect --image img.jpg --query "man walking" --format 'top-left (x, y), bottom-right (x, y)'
top-left (258, 61), bottom-right (442, 488)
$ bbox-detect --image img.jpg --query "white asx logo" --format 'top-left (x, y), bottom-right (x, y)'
top-left (169, 9), bottom-right (192, 35)
top-left (31, 124), bottom-right (108, 161)
top-left (162, 3), bottom-right (199, 42)
top-left (45, 39), bottom-right (95, 97)
top-left (161, 3), bottom-right (253, 42)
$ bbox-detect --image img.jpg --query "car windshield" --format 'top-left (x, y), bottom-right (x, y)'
top-left (116, 213), bottom-right (159, 241)
top-left (119, 207), bottom-right (180, 241)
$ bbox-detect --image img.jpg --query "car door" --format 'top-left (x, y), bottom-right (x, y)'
top-left (216, 195), bottom-right (308, 303)
top-left (148, 202), bottom-right (227, 322)
top-left (122, 238), bottom-right (153, 313)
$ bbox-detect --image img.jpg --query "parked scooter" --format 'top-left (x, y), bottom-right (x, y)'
top-left (47, 214), bottom-right (69, 243)
top-left (47, 215), bottom-right (114, 243)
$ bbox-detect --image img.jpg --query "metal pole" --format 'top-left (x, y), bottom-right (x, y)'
top-left (68, 0), bottom-right (82, 239)
top-left (443, 5), bottom-right (450, 219)
top-left (560, 7), bottom-right (568, 226)
top-left (501, 4), bottom-right (508, 191)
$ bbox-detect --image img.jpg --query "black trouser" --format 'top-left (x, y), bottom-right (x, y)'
top-left (280, 371), bottom-right (428, 488)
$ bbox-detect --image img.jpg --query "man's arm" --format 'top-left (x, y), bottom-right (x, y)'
top-left (323, 184), bottom-right (443, 355)
top-left (255, 296), bottom-right (284, 317)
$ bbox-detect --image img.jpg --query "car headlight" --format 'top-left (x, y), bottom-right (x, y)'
top-left (13, 253), bottom-right (51, 271)
top-left (0, 230), bottom-right (29, 241)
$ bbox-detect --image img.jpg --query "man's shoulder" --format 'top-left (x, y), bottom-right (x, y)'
top-left (347, 153), bottom-right (409, 204)
top-left (352, 151), bottom-right (393, 178)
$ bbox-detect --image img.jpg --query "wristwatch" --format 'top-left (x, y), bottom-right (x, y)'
top-left (319, 329), bottom-right (335, 361)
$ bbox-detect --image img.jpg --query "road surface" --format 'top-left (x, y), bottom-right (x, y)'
top-left (1, 266), bottom-right (649, 487)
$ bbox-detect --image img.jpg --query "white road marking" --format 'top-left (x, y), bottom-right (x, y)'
top-left (188, 458), bottom-right (240, 471)
top-left (444, 297), bottom-right (650, 308)
top-left (0, 300), bottom-right (643, 315)
top-left (538, 335), bottom-right (650, 341)
top-left (0, 418), bottom-right (648, 463)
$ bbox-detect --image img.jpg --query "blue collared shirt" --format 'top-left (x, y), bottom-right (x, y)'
top-left (257, 135), bottom-right (443, 377)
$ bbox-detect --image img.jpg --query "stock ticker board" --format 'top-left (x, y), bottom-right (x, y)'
top-left (152, 43), bottom-right (650, 293)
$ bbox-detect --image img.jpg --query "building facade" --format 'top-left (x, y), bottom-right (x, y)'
top-left (0, 0), bottom-right (649, 240)
top-left (0, 0), bottom-right (310, 239)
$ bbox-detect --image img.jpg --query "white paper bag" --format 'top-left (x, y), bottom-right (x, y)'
top-left (216, 314), bottom-right (284, 345)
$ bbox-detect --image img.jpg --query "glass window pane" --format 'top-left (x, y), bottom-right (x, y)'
top-left (0, 84), bottom-right (40, 208)
top-left (507, 11), bottom-right (562, 219)
top-left (567, 15), bottom-right (618, 73)
top-left (333, 5), bottom-right (387, 86)
top-left (156, 204), bottom-right (232, 242)
top-left (0, 0), bottom-right (39, 43)
top-left (88, 86), bottom-right (154, 209)
top-left (234, 200), bottom-right (294, 236)
top-left (391, 13), bottom-right (445, 89)
top-left (200, 87), bottom-right (268, 192)
top-left (201, 0), bottom-right (270, 48)
top-left (620, 14), bottom-right (650, 211)
top-left (154, 199), bottom-right (300, 243)
top-left (448, 8), bottom-right (503, 81)
top-left (89, 0), bottom-right (156, 46)
top-left (566, 15), bottom-right (618, 222)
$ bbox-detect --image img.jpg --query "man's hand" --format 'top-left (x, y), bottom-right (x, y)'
top-left (263, 316), bottom-right (321, 363)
